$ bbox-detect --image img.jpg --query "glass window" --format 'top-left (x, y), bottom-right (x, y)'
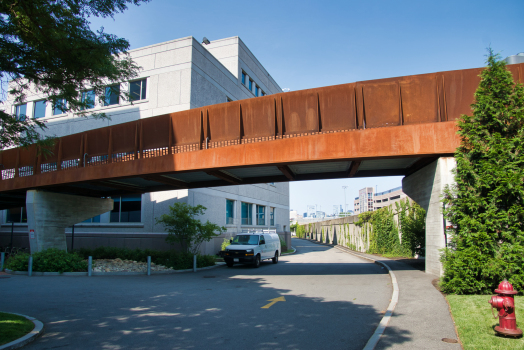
top-left (15, 104), bottom-right (27, 121)
top-left (104, 84), bottom-right (120, 106)
top-left (261, 91), bottom-right (266, 96)
top-left (256, 205), bottom-right (265, 225)
top-left (33, 100), bottom-right (46, 119)
top-left (82, 215), bottom-right (101, 223)
top-left (270, 207), bottom-right (275, 226)
top-left (249, 79), bottom-right (253, 91)
top-left (6, 207), bottom-right (27, 223)
top-left (231, 234), bottom-right (258, 245)
top-left (110, 194), bottom-right (141, 222)
top-left (255, 85), bottom-right (259, 96)
top-left (130, 79), bottom-right (147, 101)
top-left (241, 202), bottom-right (252, 225)
top-left (226, 199), bottom-right (235, 225)
top-left (241, 71), bottom-right (246, 85)
top-left (53, 99), bottom-right (67, 115)
top-left (81, 90), bottom-right (95, 110)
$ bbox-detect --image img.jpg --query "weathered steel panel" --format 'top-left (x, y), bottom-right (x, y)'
top-left (442, 67), bottom-right (482, 121)
top-left (400, 75), bottom-right (439, 125)
top-left (281, 89), bottom-right (318, 134)
top-left (61, 134), bottom-right (83, 161)
top-left (318, 84), bottom-right (357, 131)
top-left (171, 109), bottom-right (201, 146)
top-left (18, 145), bottom-right (37, 167)
top-left (111, 122), bottom-right (138, 154)
top-left (0, 147), bottom-right (18, 170)
top-left (207, 101), bottom-right (240, 142)
top-left (140, 114), bottom-right (170, 150)
top-left (361, 81), bottom-right (400, 128)
top-left (85, 128), bottom-right (109, 157)
top-left (241, 95), bottom-right (275, 139)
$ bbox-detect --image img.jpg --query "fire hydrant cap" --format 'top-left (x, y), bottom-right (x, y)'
top-left (495, 279), bottom-right (518, 295)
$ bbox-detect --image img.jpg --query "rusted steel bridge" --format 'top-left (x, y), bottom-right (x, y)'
top-left (1, 63), bottom-right (522, 209)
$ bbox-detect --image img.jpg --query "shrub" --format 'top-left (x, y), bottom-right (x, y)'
top-left (6, 248), bottom-right (87, 273)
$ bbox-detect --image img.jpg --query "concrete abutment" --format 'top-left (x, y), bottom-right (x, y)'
top-left (26, 190), bottom-right (113, 253)
top-left (402, 157), bottom-right (456, 276)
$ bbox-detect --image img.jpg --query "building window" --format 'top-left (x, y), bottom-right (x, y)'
top-left (130, 78), bottom-right (147, 101)
top-left (255, 85), bottom-right (259, 96)
top-left (33, 100), bottom-right (46, 119)
top-left (249, 79), bottom-right (253, 91)
top-left (226, 199), bottom-right (235, 225)
top-left (256, 205), bottom-right (265, 226)
top-left (110, 194), bottom-right (141, 222)
top-left (81, 90), bottom-right (95, 110)
top-left (15, 104), bottom-right (27, 121)
top-left (227, 97), bottom-right (233, 102)
top-left (6, 207), bottom-right (27, 223)
top-left (270, 207), bottom-right (275, 226)
top-left (241, 202), bottom-right (252, 225)
top-left (261, 90), bottom-right (266, 96)
top-left (104, 84), bottom-right (120, 106)
top-left (53, 99), bottom-right (67, 115)
top-left (241, 71), bottom-right (246, 85)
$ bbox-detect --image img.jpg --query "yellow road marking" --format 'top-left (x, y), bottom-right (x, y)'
top-left (261, 296), bottom-right (286, 309)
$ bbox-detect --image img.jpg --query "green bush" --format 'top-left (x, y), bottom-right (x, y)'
top-left (6, 248), bottom-right (87, 273)
top-left (76, 246), bottom-right (215, 270)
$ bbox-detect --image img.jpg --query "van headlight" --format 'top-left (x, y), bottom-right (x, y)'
top-left (246, 249), bottom-right (253, 253)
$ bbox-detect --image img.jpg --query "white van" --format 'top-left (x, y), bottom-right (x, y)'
top-left (224, 230), bottom-right (281, 268)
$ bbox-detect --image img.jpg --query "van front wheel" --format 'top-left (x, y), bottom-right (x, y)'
top-left (253, 254), bottom-right (261, 268)
top-left (272, 251), bottom-right (279, 264)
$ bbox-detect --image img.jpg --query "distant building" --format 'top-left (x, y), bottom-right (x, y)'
top-left (353, 186), bottom-right (407, 214)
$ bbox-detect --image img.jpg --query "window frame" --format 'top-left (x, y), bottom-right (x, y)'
top-left (15, 104), bottom-right (27, 121)
top-left (226, 199), bottom-right (235, 225)
top-left (53, 98), bottom-right (67, 116)
top-left (241, 202), bottom-right (253, 225)
top-left (81, 90), bottom-right (96, 110)
top-left (129, 78), bottom-right (147, 102)
top-left (104, 84), bottom-right (120, 106)
top-left (256, 205), bottom-right (265, 226)
top-left (249, 79), bottom-right (253, 91)
top-left (33, 100), bottom-right (47, 119)
top-left (241, 71), bottom-right (246, 85)
top-left (110, 194), bottom-right (142, 223)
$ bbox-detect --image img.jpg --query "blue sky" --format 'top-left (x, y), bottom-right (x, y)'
top-left (90, 0), bottom-right (524, 214)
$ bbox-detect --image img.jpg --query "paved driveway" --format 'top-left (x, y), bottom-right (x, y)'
top-left (3, 239), bottom-right (391, 349)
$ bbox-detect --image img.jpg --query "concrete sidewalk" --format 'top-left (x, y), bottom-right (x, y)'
top-left (309, 241), bottom-right (461, 349)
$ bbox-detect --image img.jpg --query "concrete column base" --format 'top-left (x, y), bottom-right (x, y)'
top-left (402, 157), bottom-right (456, 276)
top-left (26, 190), bottom-right (113, 253)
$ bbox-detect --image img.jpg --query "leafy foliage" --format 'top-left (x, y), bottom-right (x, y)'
top-left (6, 248), bottom-right (87, 273)
top-left (0, 0), bottom-right (149, 148)
top-left (441, 51), bottom-right (524, 294)
top-left (156, 202), bottom-right (225, 255)
top-left (76, 246), bottom-right (216, 270)
top-left (396, 199), bottom-right (426, 256)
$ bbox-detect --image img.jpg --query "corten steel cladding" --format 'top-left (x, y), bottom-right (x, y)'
top-left (489, 280), bottom-right (523, 337)
top-left (0, 63), bottom-right (522, 192)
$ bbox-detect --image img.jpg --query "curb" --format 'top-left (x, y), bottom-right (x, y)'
top-left (304, 239), bottom-right (398, 350)
top-left (5, 263), bottom-right (226, 276)
top-left (0, 313), bottom-right (44, 350)
top-left (281, 246), bottom-right (296, 255)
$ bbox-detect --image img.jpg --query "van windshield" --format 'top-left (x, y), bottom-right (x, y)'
top-left (231, 235), bottom-right (259, 245)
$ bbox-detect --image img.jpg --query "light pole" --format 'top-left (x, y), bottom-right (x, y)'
top-left (342, 186), bottom-right (348, 217)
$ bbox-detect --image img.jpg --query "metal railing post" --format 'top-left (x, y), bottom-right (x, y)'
top-left (88, 256), bottom-right (92, 277)
top-left (28, 256), bottom-right (33, 277)
top-left (193, 255), bottom-right (197, 272)
top-left (147, 256), bottom-right (151, 276)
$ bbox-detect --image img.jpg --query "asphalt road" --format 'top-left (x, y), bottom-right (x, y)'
top-left (2, 239), bottom-right (391, 350)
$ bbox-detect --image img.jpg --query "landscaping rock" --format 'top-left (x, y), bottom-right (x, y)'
top-left (92, 259), bottom-right (174, 273)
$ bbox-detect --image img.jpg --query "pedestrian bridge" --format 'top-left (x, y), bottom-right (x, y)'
top-left (1, 63), bottom-right (522, 209)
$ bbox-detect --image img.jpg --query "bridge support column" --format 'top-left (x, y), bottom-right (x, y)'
top-left (26, 190), bottom-right (113, 253)
top-left (402, 157), bottom-right (456, 276)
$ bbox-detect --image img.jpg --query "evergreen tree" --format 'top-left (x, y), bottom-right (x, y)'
top-left (441, 50), bottom-right (524, 294)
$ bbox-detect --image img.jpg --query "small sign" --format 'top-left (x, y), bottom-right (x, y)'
top-left (30, 229), bottom-right (35, 239)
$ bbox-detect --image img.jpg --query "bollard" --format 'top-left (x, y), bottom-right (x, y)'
top-left (0, 252), bottom-right (4, 270)
top-left (193, 254), bottom-right (197, 272)
top-left (28, 256), bottom-right (33, 277)
top-left (147, 256), bottom-right (151, 276)
top-left (88, 256), bottom-right (92, 277)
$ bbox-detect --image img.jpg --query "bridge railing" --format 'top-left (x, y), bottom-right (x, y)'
top-left (1, 63), bottom-right (522, 180)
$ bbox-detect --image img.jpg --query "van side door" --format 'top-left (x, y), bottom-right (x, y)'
top-left (259, 235), bottom-right (268, 259)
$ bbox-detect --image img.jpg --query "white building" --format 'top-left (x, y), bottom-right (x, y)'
top-left (353, 186), bottom-right (407, 214)
top-left (1, 36), bottom-right (290, 254)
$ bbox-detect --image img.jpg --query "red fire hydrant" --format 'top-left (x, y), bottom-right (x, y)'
top-left (488, 280), bottom-right (522, 337)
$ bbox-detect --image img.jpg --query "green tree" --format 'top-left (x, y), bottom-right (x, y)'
top-left (156, 202), bottom-right (225, 255)
top-left (441, 50), bottom-right (524, 294)
top-left (0, 0), bottom-right (149, 149)
top-left (396, 199), bottom-right (426, 257)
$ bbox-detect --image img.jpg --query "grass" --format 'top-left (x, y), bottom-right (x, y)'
top-left (447, 295), bottom-right (524, 349)
top-left (0, 312), bottom-right (34, 345)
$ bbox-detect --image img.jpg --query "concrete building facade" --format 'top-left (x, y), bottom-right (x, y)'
top-left (353, 186), bottom-right (407, 214)
top-left (1, 36), bottom-right (290, 254)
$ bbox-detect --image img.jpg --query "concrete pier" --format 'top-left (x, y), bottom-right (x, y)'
top-left (402, 157), bottom-right (456, 276)
top-left (26, 190), bottom-right (113, 253)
